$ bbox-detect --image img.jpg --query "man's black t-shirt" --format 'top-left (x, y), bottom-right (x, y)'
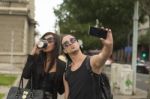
top-left (65, 57), bottom-right (94, 99)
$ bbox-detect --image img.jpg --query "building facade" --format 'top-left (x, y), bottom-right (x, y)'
top-left (0, 0), bottom-right (35, 67)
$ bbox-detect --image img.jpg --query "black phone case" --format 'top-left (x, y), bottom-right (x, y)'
top-left (89, 26), bottom-right (107, 39)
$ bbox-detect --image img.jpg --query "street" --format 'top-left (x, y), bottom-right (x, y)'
top-left (137, 73), bottom-right (150, 91)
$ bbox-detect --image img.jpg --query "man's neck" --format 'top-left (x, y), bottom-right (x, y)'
top-left (70, 51), bottom-right (86, 64)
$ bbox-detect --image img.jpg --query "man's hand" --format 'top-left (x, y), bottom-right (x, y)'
top-left (100, 28), bottom-right (113, 48)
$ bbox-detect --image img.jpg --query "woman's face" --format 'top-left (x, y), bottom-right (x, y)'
top-left (42, 34), bottom-right (55, 52)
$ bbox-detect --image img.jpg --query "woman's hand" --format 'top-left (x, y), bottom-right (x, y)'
top-left (30, 43), bottom-right (41, 55)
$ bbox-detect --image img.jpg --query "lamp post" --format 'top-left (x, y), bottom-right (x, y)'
top-left (132, 0), bottom-right (139, 95)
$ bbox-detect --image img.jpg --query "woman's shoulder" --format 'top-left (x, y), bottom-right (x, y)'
top-left (57, 58), bottom-right (66, 67)
top-left (58, 55), bottom-right (67, 63)
top-left (56, 59), bottom-right (66, 73)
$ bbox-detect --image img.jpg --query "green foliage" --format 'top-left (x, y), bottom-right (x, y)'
top-left (0, 93), bottom-right (4, 99)
top-left (0, 74), bottom-right (17, 86)
top-left (140, 0), bottom-right (150, 16)
top-left (54, 0), bottom-right (146, 50)
top-left (139, 29), bottom-right (150, 45)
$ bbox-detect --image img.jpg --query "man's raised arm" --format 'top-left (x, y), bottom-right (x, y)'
top-left (90, 28), bottom-right (113, 74)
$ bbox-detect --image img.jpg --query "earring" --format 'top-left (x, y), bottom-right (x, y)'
top-left (78, 39), bottom-right (83, 48)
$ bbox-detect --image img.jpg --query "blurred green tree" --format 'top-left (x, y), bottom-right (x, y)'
top-left (140, 0), bottom-right (150, 16)
top-left (54, 0), bottom-right (146, 50)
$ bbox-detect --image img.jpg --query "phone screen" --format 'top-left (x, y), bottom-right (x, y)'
top-left (89, 26), bottom-right (107, 39)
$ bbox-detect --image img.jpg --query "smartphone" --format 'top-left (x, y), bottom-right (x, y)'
top-left (89, 26), bottom-right (107, 39)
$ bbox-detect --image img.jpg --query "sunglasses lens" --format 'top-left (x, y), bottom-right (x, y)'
top-left (63, 41), bottom-right (69, 48)
top-left (63, 38), bottom-right (77, 48)
top-left (46, 37), bottom-right (54, 43)
top-left (70, 38), bottom-right (77, 43)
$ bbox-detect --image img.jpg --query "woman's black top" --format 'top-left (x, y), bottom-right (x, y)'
top-left (22, 54), bottom-right (66, 95)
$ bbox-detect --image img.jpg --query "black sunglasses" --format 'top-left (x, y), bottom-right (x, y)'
top-left (43, 37), bottom-right (55, 43)
top-left (62, 38), bottom-right (77, 48)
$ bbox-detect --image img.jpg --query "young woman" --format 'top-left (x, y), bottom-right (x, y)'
top-left (22, 32), bottom-right (66, 99)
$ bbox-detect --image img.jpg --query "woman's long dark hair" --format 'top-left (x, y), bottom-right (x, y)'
top-left (40, 32), bottom-right (60, 73)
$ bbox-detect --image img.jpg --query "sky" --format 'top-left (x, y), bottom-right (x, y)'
top-left (35, 0), bottom-right (63, 36)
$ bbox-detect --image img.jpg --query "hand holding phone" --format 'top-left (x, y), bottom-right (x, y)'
top-left (88, 26), bottom-right (107, 39)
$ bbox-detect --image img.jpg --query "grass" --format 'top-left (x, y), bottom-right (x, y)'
top-left (0, 74), bottom-right (17, 86)
top-left (0, 93), bottom-right (4, 99)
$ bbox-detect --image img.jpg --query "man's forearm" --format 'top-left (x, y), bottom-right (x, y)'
top-left (101, 44), bottom-right (113, 59)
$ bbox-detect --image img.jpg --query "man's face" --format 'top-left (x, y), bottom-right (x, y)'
top-left (62, 35), bottom-right (80, 54)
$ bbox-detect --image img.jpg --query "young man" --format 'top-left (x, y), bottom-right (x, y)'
top-left (61, 28), bottom-right (113, 99)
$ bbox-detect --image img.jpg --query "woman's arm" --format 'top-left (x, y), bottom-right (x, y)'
top-left (22, 45), bottom-right (39, 79)
top-left (57, 60), bottom-right (66, 94)
top-left (63, 74), bottom-right (69, 99)
top-left (22, 55), bottom-right (35, 79)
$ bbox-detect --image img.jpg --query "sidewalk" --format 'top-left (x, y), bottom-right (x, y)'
top-left (0, 64), bottom-right (148, 99)
top-left (113, 88), bottom-right (147, 99)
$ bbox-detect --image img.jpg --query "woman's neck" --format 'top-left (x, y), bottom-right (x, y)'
top-left (46, 53), bottom-right (52, 62)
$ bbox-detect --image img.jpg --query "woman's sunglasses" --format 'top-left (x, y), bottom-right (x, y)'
top-left (43, 37), bottom-right (55, 43)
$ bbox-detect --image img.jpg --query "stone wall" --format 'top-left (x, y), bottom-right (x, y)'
top-left (0, 0), bottom-right (35, 67)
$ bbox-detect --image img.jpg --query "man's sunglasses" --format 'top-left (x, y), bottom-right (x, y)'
top-left (62, 38), bottom-right (77, 48)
